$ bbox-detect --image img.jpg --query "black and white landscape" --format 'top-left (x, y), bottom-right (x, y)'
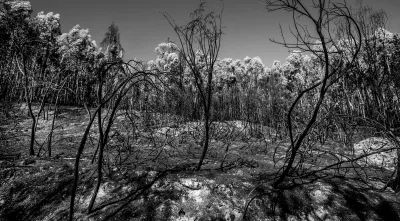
top-left (1, 0), bottom-right (400, 220)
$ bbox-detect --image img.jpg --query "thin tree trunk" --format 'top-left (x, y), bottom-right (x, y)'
top-left (68, 109), bottom-right (99, 221)
top-left (21, 55), bottom-right (36, 156)
top-left (196, 115), bottom-right (210, 171)
top-left (47, 91), bottom-right (62, 157)
top-left (87, 88), bottom-right (125, 213)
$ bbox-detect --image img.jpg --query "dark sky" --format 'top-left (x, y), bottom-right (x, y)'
top-left (32, 0), bottom-right (400, 67)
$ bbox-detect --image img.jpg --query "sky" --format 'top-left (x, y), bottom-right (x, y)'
top-left (32, 0), bottom-right (400, 68)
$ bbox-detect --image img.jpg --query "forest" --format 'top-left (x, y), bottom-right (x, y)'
top-left (1, 0), bottom-right (400, 220)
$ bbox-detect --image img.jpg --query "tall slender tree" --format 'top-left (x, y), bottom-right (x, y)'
top-left (164, 2), bottom-right (224, 170)
top-left (100, 22), bottom-right (124, 58)
top-left (265, 0), bottom-right (362, 187)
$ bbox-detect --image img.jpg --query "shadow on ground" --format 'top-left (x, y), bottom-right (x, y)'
top-left (244, 177), bottom-right (400, 221)
top-left (1, 159), bottom-right (400, 221)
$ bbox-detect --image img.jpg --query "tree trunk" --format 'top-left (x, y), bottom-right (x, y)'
top-left (29, 116), bottom-right (36, 156)
top-left (68, 109), bottom-right (99, 221)
top-left (87, 77), bottom-right (126, 213)
top-left (22, 56), bottom-right (35, 156)
top-left (196, 115), bottom-right (210, 171)
top-left (47, 93), bottom-right (61, 157)
top-left (87, 75), bottom-right (105, 213)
